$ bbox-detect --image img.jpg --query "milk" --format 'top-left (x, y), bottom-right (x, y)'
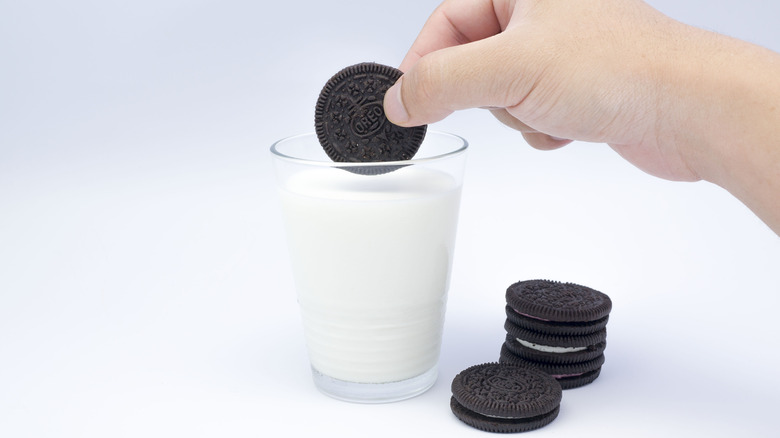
top-left (279, 166), bottom-right (462, 384)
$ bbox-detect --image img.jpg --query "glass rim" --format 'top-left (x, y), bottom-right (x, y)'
top-left (270, 130), bottom-right (468, 168)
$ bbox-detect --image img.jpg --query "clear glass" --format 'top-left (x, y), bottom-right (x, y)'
top-left (271, 131), bottom-right (468, 403)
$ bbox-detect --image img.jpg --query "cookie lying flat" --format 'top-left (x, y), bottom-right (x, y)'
top-left (505, 304), bottom-right (609, 336)
top-left (315, 62), bottom-right (426, 165)
top-left (505, 279), bottom-right (612, 332)
top-left (500, 344), bottom-right (605, 390)
top-left (504, 321), bottom-right (608, 365)
top-left (450, 363), bottom-right (562, 433)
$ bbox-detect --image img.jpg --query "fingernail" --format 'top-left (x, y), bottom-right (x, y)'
top-left (549, 136), bottom-right (569, 142)
top-left (384, 78), bottom-right (410, 125)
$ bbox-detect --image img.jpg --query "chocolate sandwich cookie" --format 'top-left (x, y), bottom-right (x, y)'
top-left (315, 62), bottom-right (426, 168)
top-left (500, 344), bottom-right (605, 390)
top-left (450, 362), bottom-right (562, 433)
top-left (504, 321), bottom-right (607, 365)
top-left (505, 279), bottom-right (612, 331)
top-left (505, 304), bottom-right (609, 336)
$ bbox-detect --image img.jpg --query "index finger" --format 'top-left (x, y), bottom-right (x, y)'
top-left (398, 0), bottom-right (511, 71)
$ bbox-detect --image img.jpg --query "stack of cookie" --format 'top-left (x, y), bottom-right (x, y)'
top-left (499, 279), bottom-right (612, 390)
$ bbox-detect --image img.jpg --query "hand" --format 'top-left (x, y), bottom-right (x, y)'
top-left (384, 0), bottom-right (780, 234)
top-left (384, 0), bottom-right (701, 180)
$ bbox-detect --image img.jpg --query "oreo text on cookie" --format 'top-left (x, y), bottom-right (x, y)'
top-left (351, 102), bottom-right (386, 138)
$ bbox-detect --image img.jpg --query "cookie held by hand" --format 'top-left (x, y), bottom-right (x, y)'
top-left (315, 62), bottom-right (426, 167)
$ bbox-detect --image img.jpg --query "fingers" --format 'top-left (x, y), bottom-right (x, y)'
top-left (398, 0), bottom-right (507, 72)
top-left (385, 0), bottom-right (521, 126)
top-left (489, 108), bottom-right (534, 133)
top-left (384, 33), bottom-right (525, 126)
top-left (521, 132), bottom-right (572, 150)
top-left (490, 108), bottom-right (572, 150)
top-left (384, 0), bottom-right (570, 150)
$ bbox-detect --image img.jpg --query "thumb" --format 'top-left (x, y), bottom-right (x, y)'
top-left (384, 34), bottom-right (524, 127)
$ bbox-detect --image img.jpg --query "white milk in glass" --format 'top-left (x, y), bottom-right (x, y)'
top-left (279, 166), bottom-right (461, 383)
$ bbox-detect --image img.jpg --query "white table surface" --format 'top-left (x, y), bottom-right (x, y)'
top-left (2, 1), bottom-right (779, 437)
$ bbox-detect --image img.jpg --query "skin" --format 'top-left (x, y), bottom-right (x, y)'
top-left (383, 0), bottom-right (780, 235)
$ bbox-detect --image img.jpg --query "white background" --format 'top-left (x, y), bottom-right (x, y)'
top-left (2, 1), bottom-right (779, 437)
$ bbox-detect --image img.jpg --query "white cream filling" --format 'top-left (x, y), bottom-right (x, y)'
top-left (516, 338), bottom-right (587, 353)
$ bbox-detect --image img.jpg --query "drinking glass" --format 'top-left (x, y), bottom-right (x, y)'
top-left (271, 131), bottom-right (467, 403)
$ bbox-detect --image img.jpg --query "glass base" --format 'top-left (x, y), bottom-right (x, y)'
top-left (311, 366), bottom-right (438, 403)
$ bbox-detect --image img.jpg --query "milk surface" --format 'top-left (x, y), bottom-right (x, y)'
top-left (280, 166), bottom-right (462, 383)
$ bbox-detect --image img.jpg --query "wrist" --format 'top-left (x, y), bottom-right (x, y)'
top-left (657, 28), bottom-right (780, 232)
